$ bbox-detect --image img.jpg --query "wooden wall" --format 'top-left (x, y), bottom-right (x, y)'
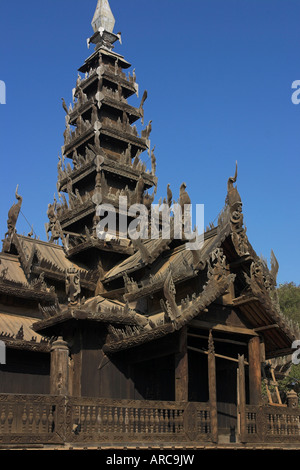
top-left (0, 348), bottom-right (50, 394)
top-left (76, 323), bottom-right (176, 400)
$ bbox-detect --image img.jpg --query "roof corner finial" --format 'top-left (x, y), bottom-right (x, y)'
top-left (92, 0), bottom-right (115, 34)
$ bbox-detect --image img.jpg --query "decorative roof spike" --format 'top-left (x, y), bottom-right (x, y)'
top-left (92, 0), bottom-right (115, 34)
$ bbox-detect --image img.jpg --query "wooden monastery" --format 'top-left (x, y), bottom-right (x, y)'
top-left (0, 0), bottom-right (299, 449)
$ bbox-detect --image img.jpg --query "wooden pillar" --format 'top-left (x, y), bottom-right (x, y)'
top-left (238, 354), bottom-right (246, 443)
top-left (50, 337), bottom-right (69, 396)
top-left (248, 336), bottom-right (261, 405)
top-left (175, 326), bottom-right (188, 401)
top-left (208, 330), bottom-right (218, 443)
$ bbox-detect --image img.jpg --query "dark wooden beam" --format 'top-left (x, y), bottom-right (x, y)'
top-left (174, 326), bottom-right (188, 402)
top-left (190, 319), bottom-right (258, 337)
top-left (254, 324), bottom-right (279, 332)
top-left (238, 354), bottom-right (246, 443)
top-left (248, 336), bottom-right (262, 405)
top-left (188, 332), bottom-right (247, 347)
top-left (207, 331), bottom-right (218, 444)
top-left (187, 345), bottom-right (249, 365)
top-left (232, 294), bottom-right (259, 306)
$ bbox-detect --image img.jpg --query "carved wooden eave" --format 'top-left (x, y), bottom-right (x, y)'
top-left (0, 277), bottom-right (56, 302)
top-left (59, 189), bottom-right (154, 231)
top-left (57, 155), bottom-right (97, 193)
top-left (105, 71), bottom-right (137, 96)
top-left (0, 336), bottom-right (51, 354)
top-left (32, 259), bottom-right (98, 291)
top-left (103, 249), bottom-right (236, 354)
top-left (63, 122), bottom-right (148, 159)
top-left (9, 233), bottom-right (36, 277)
top-left (0, 313), bottom-right (51, 353)
top-left (68, 99), bottom-right (94, 125)
top-left (101, 68), bottom-right (138, 98)
top-left (8, 234), bottom-right (97, 291)
top-left (104, 237), bottom-right (174, 285)
top-left (58, 198), bottom-right (95, 227)
top-left (100, 124), bottom-right (149, 152)
top-left (184, 217), bottom-right (232, 273)
top-left (63, 126), bottom-right (95, 156)
top-left (78, 48), bottom-right (131, 75)
top-left (123, 257), bottom-right (195, 303)
top-left (103, 322), bottom-right (175, 354)
top-left (32, 296), bottom-right (149, 337)
top-left (104, 158), bottom-right (156, 186)
top-left (163, 249), bottom-right (236, 329)
top-left (68, 94), bottom-right (141, 128)
top-left (132, 237), bottom-right (173, 265)
top-left (65, 237), bottom-right (134, 259)
top-left (58, 153), bottom-right (156, 194)
top-left (0, 249), bottom-right (57, 301)
top-left (101, 95), bottom-right (141, 123)
top-left (233, 259), bottom-right (299, 358)
top-left (121, 222), bottom-right (232, 303)
top-left (74, 66), bottom-right (137, 105)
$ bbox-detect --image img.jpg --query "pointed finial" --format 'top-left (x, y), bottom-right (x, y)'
top-left (92, 0), bottom-right (115, 34)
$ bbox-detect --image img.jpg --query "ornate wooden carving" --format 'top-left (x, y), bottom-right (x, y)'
top-left (244, 258), bottom-right (300, 341)
top-left (65, 268), bottom-right (81, 305)
top-left (2, 186), bottom-right (23, 252)
top-left (161, 270), bottom-right (180, 322)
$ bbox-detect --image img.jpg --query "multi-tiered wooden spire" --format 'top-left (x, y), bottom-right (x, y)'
top-left (47, 0), bottom-right (157, 266)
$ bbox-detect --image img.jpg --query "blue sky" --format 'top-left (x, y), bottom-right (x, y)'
top-left (0, 0), bottom-right (299, 285)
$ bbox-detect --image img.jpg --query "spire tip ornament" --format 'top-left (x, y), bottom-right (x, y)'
top-left (88, 0), bottom-right (119, 51)
top-left (92, 0), bottom-right (115, 34)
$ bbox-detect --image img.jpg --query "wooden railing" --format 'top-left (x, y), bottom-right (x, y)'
top-left (65, 397), bottom-right (212, 445)
top-left (1, 394), bottom-right (300, 447)
top-left (0, 395), bottom-right (211, 447)
top-left (0, 394), bottom-right (65, 446)
top-left (240, 404), bottom-right (300, 443)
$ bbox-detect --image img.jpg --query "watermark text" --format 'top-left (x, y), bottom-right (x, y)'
top-left (96, 198), bottom-right (204, 251)
top-left (0, 80), bottom-right (6, 104)
top-left (0, 341), bottom-right (6, 364)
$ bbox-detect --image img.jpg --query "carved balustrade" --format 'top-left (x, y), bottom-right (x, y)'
top-left (240, 404), bottom-right (300, 443)
top-left (0, 394), bottom-right (65, 445)
top-left (65, 397), bottom-right (211, 444)
top-left (0, 395), bottom-right (211, 446)
top-left (1, 395), bottom-right (300, 447)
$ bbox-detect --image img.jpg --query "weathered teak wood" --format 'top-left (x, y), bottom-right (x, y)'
top-left (263, 359), bottom-right (282, 405)
top-left (174, 326), bottom-right (188, 402)
top-left (238, 354), bottom-right (246, 443)
top-left (207, 331), bottom-right (218, 444)
top-left (190, 319), bottom-right (258, 337)
top-left (269, 362), bottom-right (282, 405)
top-left (50, 337), bottom-right (69, 396)
top-left (254, 324), bottom-right (279, 332)
top-left (248, 336), bottom-right (262, 405)
top-left (187, 345), bottom-right (249, 365)
top-left (188, 332), bottom-right (247, 347)
top-left (0, 394), bottom-right (65, 446)
top-left (0, 392), bottom-right (300, 447)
